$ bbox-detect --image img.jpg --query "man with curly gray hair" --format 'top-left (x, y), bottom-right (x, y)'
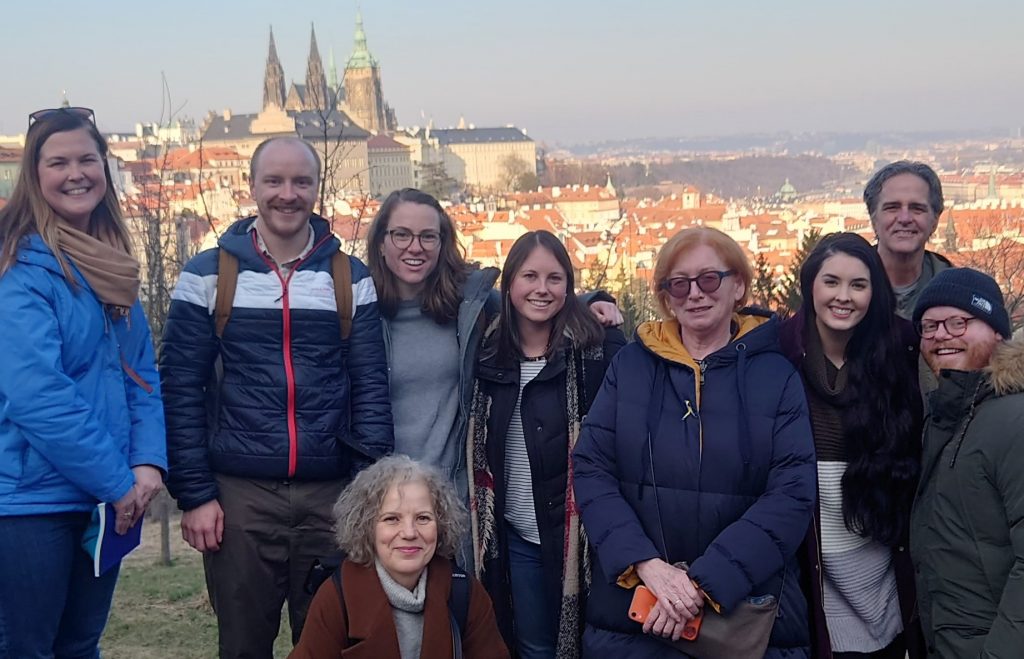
top-left (291, 455), bottom-right (508, 659)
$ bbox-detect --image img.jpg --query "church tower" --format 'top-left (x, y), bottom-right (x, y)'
top-left (262, 26), bottom-right (286, 110)
top-left (304, 24), bottom-right (330, 110)
top-left (944, 208), bottom-right (958, 253)
top-left (342, 11), bottom-right (396, 133)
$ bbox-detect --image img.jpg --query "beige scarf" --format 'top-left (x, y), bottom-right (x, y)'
top-left (56, 223), bottom-right (140, 317)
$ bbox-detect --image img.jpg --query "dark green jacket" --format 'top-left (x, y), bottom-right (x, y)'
top-left (910, 339), bottom-right (1024, 658)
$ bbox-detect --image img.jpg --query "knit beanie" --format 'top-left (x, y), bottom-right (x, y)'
top-left (912, 267), bottom-right (1011, 338)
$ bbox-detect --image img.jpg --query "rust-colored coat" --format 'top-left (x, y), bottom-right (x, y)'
top-left (289, 556), bottom-right (509, 659)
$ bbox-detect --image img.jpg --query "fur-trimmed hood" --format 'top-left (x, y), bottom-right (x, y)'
top-left (987, 337), bottom-right (1024, 396)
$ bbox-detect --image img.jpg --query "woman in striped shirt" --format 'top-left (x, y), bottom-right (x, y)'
top-left (778, 232), bottom-right (925, 659)
top-left (467, 230), bottom-right (625, 658)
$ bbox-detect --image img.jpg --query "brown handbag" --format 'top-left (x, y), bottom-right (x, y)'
top-left (654, 562), bottom-right (779, 658)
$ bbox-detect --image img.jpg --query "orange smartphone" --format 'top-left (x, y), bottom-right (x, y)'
top-left (681, 610), bottom-right (703, 640)
top-left (628, 585), bottom-right (657, 623)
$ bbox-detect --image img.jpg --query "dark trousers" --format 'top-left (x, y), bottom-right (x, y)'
top-left (507, 524), bottom-right (559, 659)
top-left (204, 474), bottom-right (345, 659)
top-left (835, 634), bottom-right (906, 659)
top-left (0, 512), bottom-right (120, 659)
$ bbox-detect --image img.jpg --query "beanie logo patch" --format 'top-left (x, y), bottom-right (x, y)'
top-left (971, 294), bottom-right (993, 314)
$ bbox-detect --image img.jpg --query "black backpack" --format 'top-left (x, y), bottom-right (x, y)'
top-left (306, 554), bottom-right (471, 658)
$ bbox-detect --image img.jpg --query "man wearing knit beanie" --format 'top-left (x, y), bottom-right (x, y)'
top-left (909, 267), bottom-right (1024, 658)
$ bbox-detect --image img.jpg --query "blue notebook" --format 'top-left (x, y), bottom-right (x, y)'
top-left (81, 502), bottom-right (143, 577)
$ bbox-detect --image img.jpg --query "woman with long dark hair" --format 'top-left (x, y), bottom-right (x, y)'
top-left (0, 107), bottom-right (166, 656)
top-left (468, 230), bottom-right (625, 658)
top-left (779, 232), bottom-right (924, 659)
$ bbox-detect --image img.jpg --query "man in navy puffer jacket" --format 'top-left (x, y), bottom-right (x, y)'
top-left (160, 137), bottom-right (393, 658)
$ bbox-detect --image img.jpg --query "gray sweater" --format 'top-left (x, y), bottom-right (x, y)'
top-left (375, 560), bottom-right (427, 659)
top-left (388, 298), bottom-right (461, 474)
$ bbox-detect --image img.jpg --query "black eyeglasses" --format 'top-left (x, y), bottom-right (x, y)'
top-left (659, 270), bottom-right (735, 299)
top-left (386, 228), bottom-right (441, 250)
top-left (28, 107), bottom-right (95, 129)
top-left (918, 316), bottom-right (977, 338)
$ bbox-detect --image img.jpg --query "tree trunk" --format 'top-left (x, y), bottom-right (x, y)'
top-left (156, 489), bottom-right (173, 566)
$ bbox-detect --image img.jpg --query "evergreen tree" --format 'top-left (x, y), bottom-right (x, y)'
top-left (773, 228), bottom-right (822, 318)
top-left (420, 162), bottom-right (460, 200)
top-left (750, 252), bottom-right (776, 310)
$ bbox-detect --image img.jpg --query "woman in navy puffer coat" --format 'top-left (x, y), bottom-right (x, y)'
top-left (574, 227), bottom-right (816, 658)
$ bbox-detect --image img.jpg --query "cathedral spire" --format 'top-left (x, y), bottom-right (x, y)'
top-left (328, 47), bottom-right (339, 93)
top-left (347, 9), bottom-right (377, 69)
top-left (262, 26), bottom-right (286, 110)
top-left (944, 207), bottom-right (958, 253)
top-left (305, 23), bottom-right (329, 109)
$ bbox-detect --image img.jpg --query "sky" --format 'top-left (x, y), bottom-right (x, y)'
top-left (3, 0), bottom-right (1023, 146)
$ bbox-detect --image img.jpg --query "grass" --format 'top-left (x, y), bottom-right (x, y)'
top-left (101, 512), bottom-right (292, 659)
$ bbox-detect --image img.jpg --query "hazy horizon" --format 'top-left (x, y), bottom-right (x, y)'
top-left (4, 0), bottom-right (1022, 145)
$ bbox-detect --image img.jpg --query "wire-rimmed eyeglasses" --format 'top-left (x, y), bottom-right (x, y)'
top-left (385, 228), bottom-right (441, 250)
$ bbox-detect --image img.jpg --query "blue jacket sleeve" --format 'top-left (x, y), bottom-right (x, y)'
top-left (159, 262), bottom-right (220, 511)
top-left (0, 273), bottom-right (134, 503)
top-left (344, 262), bottom-right (394, 474)
top-left (574, 352), bottom-right (662, 584)
top-left (118, 300), bottom-right (167, 473)
top-left (688, 369), bottom-right (816, 612)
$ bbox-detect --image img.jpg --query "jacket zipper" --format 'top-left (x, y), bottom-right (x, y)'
top-left (694, 359), bottom-right (707, 462)
top-left (252, 231), bottom-right (334, 478)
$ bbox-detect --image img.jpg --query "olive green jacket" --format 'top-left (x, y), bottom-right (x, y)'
top-left (910, 338), bottom-right (1024, 658)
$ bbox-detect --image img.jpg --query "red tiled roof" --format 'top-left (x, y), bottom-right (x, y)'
top-left (367, 134), bottom-right (408, 150)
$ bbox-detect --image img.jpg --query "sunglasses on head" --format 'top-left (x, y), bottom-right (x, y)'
top-left (28, 107), bottom-right (95, 129)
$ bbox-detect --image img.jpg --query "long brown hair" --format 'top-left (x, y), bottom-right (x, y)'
top-left (489, 230), bottom-right (604, 363)
top-left (366, 188), bottom-right (469, 323)
top-left (0, 110), bottom-right (131, 278)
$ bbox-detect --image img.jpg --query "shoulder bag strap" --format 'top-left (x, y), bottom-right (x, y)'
top-left (215, 248), bottom-right (239, 339)
top-left (332, 250), bottom-right (352, 341)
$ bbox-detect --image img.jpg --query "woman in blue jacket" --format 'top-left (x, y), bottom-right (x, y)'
top-left (574, 227), bottom-right (816, 658)
top-left (0, 107), bottom-right (166, 657)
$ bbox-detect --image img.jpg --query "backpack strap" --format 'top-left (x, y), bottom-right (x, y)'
top-left (449, 565), bottom-right (471, 657)
top-left (215, 248), bottom-right (239, 339)
top-left (330, 568), bottom-right (352, 647)
top-left (332, 250), bottom-right (352, 341)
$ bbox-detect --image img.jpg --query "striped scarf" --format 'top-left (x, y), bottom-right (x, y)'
top-left (467, 341), bottom-right (598, 659)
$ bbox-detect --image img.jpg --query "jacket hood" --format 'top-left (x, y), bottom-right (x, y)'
top-left (10, 234), bottom-right (94, 286)
top-left (218, 214), bottom-right (340, 268)
top-left (463, 266), bottom-right (500, 303)
top-left (12, 234), bottom-right (70, 279)
top-left (636, 309), bottom-right (778, 369)
top-left (987, 337), bottom-right (1024, 396)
